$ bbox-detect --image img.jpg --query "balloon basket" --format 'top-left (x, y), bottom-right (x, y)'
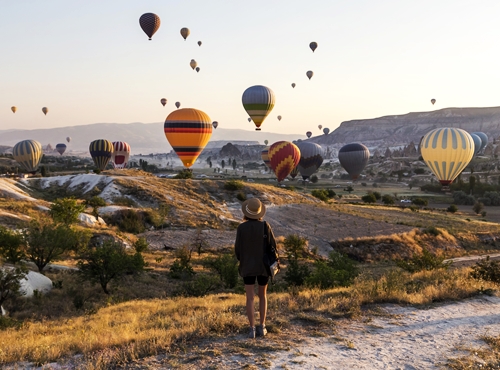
top-left (255, 128), bottom-right (261, 131)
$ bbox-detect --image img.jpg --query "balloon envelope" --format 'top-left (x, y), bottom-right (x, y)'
top-left (242, 85), bottom-right (275, 131)
top-left (318, 125), bottom-right (322, 130)
top-left (289, 166), bottom-right (299, 179)
top-left (264, 140), bottom-right (268, 145)
top-left (66, 137), bottom-right (71, 143)
top-left (89, 139), bottom-right (114, 171)
top-left (338, 143), bottom-right (370, 180)
top-left (291, 83), bottom-right (296, 88)
top-left (470, 133), bottom-right (482, 156)
top-left (111, 141), bottom-right (131, 169)
top-left (55, 143), bottom-right (67, 155)
top-left (198, 41), bottom-right (202, 46)
top-left (139, 13), bottom-right (161, 40)
top-left (161, 98), bottom-right (167, 107)
top-left (306, 71), bottom-right (313, 80)
top-left (268, 141), bottom-right (301, 182)
top-left (421, 128), bottom-right (474, 186)
top-left (196, 67), bottom-right (200, 73)
top-left (431, 99), bottom-right (436, 105)
top-left (42, 107), bottom-right (48, 115)
top-left (164, 108), bottom-right (212, 168)
top-left (261, 146), bottom-right (271, 170)
top-left (309, 42), bottom-right (318, 52)
top-left (13, 140), bottom-right (43, 173)
top-left (180, 27), bottom-right (190, 40)
top-left (175, 102), bottom-right (181, 109)
top-left (296, 142), bottom-right (324, 180)
top-left (277, 115), bottom-right (282, 121)
top-left (471, 132), bottom-right (488, 153)
top-left (190, 59), bottom-right (197, 70)
top-left (212, 121), bottom-right (218, 129)
top-left (11, 106), bottom-right (16, 113)
top-left (323, 128), bottom-right (330, 135)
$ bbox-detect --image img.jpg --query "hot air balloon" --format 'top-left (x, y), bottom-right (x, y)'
top-left (212, 121), bottom-right (218, 129)
top-left (242, 85), bottom-right (275, 131)
top-left (261, 146), bottom-right (271, 170)
top-left (289, 166), bottom-right (299, 179)
top-left (66, 137), bottom-right (71, 143)
top-left (55, 143), bottom-right (67, 155)
top-left (338, 143), bottom-right (370, 181)
top-left (248, 117), bottom-right (252, 122)
top-left (13, 140), bottom-right (43, 173)
top-left (309, 42), bottom-right (318, 52)
top-left (42, 107), bottom-right (48, 115)
top-left (161, 98), bottom-right (167, 107)
top-left (421, 128), bottom-right (474, 186)
top-left (111, 141), bottom-right (131, 169)
top-left (472, 132), bottom-right (488, 153)
top-left (291, 83), bottom-right (296, 88)
top-left (318, 125), bottom-right (322, 130)
top-left (175, 102), bottom-right (181, 109)
top-left (89, 139), bottom-right (114, 171)
top-left (164, 108), bottom-right (212, 168)
top-left (306, 71), bottom-right (313, 80)
top-left (190, 59), bottom-right (197, 70)
top-left (198, 41), bottom-right (202, 46)
top-left (323, 128), bottom-right (330, 135)
top-left (180, 27), bottom-right (190, 40)
top-left (196, 67), bottom-right (200, 73)
top-left (306, 131), bottom-right (312, 138)
top-left (470, 133), bottom-right (482, 156)
top-left (268, 141), bottom-right (301, 182)
top-left (296, 142), bottom-right (323, 180)
top-left (431, 99), bottom-right (436, 105)
top-left (264, 140), bottom-right (268, 145)
top-left (277, 115), bottom-right (282, 121)
top-left (11, 106), bottom-right (16, 113)
top-left (139, 13), bottom-right (161, 40)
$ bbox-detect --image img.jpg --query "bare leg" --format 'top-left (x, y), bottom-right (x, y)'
top-left (258, 284), bottom-right (268, 326)
top-left (245, 284), bottom-right (255, 327)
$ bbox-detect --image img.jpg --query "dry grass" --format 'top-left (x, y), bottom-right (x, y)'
top-left (447, 334), bottom-right (500, 369)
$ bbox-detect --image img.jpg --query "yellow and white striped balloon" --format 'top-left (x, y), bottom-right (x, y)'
top-left (13, 139), bottom-right (43, 173)
top-left (420, 127), bottom-right (474, 186)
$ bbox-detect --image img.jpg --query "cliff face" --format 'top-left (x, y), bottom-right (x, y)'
top-left (310, 107), bottom-right (500, 149)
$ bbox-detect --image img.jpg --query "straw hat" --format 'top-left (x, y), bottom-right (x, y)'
top-left (241, 198), bottom-right (266, 219)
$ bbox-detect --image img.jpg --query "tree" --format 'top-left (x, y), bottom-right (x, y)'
top-left (40, 166), bottom-right (48, 177)
top-left (469, 175), bottom-right (476, 195)
top-left (174, 169), bottom-right (193, 179)
top-left (209, 161), bottom-right (212, 168)
top-left (221, 160), bottom-right (225, 169)
top-left (49, 197), bottom-right (85, 226)
top-left (232, 159), bottom-right (237, 170)
top-left (22, 220), bottom-right (90, 272)
top-left (0, 226), bottom-right (24, 264)
top-left (86, 196), bottom-right (107, 220)
top-left (0, 266), bottom-right (27, 307)
top-left (345, 186), bottom-right (354, 193)
top-left (473, 201), bottom-right (484, 215)
top-left (310, 175), bottom-right (319, 184)
top-left (362, 193), bottom-right (377, 203)
top-left (77, 240), bottom-right (145, 295)
top-left (382, 194), bottom-right (395, 205)
top-left (372, 191), bottom-right (382, 200)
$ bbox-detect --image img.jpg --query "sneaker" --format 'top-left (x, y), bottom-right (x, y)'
top-left (256, 325), bottom-right (267, 337)
top-left (248, 326), bottom-right (256, 339)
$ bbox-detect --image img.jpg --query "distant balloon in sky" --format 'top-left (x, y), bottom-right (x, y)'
top-left (306, 131), bottom-right (312, 138)
top-left (212, 121), bottom-right (218, 129)
top-left (323, 128), bottom-right (330, 135)
top-left (264, 140), bottom-right (268, 145)
top-left (55, 143), bottom-right (67, 155)
top-left (248, 117), bottom-right (252, 122)
top-left (242, 85), bottom-right (275, 131)
top-left (277, 115), bottom-right (282, 121)
top-left (42, 107), bottom-right (48, 115)
top-left (338, 143), bottom-right (370, 180)
top-left (164, 108), bottom-right (212, 168)
top-left (89, 139), bottom-right (114, 171)
top-left (291, 83), bottom-right (296, 88)
top-left (431, 99), bottom-right (436, 105)
top-left (472, 132), bottom-right (488, 153)
top-left (161, 98), bottom-right (167, 107)
top-left (190, 59), bottom-right (197, 70)
top-left (421, 128), bottom-right (474, 186)
top-left (11, 106), bottom-right (16, 113)
top-left (66, 137), bottom-right (71, 143)
top-left (175, 102), bottom-right (181, 109)
top-left (306, 71), bottom-right (313, 80)
top-left (13, 140), bottom-right (43, 173)
top-left (196, 67), bottom-right (200, 73)
top-left (111, 141), bottom-right (131, 169)
top-left (139, 13), bottom-right (161, 40)
top-left (309, 42), bottom-right (318, 52)
top-left (470, 133), bottom-right (482, 156)
top-left (198, 41), bottom-right (202, 46)
top-left (318, 125), bottom-right (322, 130)
top-left (180, 27), bottom-right (190, 40)
top-left (268, 141), bottom-right (301, 182)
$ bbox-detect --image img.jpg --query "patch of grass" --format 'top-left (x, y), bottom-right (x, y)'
top-left (447, 334), bottom-right (500, 369)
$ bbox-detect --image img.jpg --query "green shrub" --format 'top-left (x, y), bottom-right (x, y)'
top-left (117, 209), bottom-right (146, 234)
top-left (412, 198), bottom-right (428, 206)
top-left (311, 189), bottom-right (328, 202)
top-left (372, 191), bottom-right (381, 200)
top-left (112, 196), bottom-right (137, 207)
top-left (174, 169), bottom-right (193, 179)
top-left (452, 190), bottom-right (476, 205)
top-left (306, 251), bottom-right (358, 289)
top-left (310, 175), bottom-right (318, 184)
top-left (361, 193), bottom-right (377, 203)
top-left (327, 189), bottom-right (336, 198)
top-left (470, 256), bottom-right (500, 283)
top-left (0, 266), bottom-right (27, 307)
top-left (447, 204), bottom-right (458, 213)
top-left (0, 226), bottom-right (24, 264)
top-left (284, 258), bottom-right (310, 287)
top-left (133, 237), bottom-right (149, 253)
top-left (396, 248), bottom-right (451, 273)
top-left (422, 226), bottom-right (441, 236)
top-left (382, 194), bottom-right (394, 205)
top-left (224, 180), bottom-right (244, 191)
top-left (206, 253), bottom-right (239, 288)
top-left (169, 245), bottom-right (194, 279)
top-left (284, 234), bottom-right (308, 259)
top-left (174, 274), bottom-right (220, 297)
top-left (236, 192), bottom-right (247, 201)
top-left (49, 197), bottom-right (85, 225)
top-left (473, 201), bottom-right (484, 215)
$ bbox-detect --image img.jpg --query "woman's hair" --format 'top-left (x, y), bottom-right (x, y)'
top-left (243, 216), bottom-right (262, 221)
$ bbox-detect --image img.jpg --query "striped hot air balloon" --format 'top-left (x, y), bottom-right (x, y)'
top-left (420, 128), bottom-right (474, 186)
top-left (89, 139), bottom-right (114, 171)
top-left (55, 143), bottom-right (67, 155)
top-left (139, 13), bottom-right (161, 40)
top-left (472, 132), bottom-right (488, 153)
top-left (164, 108), bottom-right (212, 168)
top-left (261, 146), bottom-right (271, 170)
top-left (13, 140), bottom-right (43, 173)
top-left (111, 141), bottom-right (131, 169)
top-left (338, 143), bottom-right (370, 181)
top-left (242, 85), bottom-right (275, 131)
top-left (296, 142), bottom-right (324, 180)
top-left (268, 141), bottom-right (301, 182)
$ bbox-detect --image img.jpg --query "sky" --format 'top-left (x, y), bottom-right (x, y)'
top-left (2, 0), bottom-right (500, 136)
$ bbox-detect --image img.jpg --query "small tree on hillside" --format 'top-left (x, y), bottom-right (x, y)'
top-left (232, 159), bottom-right (237, 170)
top-left (469, 175), bottom-right (476, 195)
top-left (0, 226), bottom-right (25, 264)
top-left (473, 201), bottom-right (484, 215)
top-left (310, 175), bottom-right (319, 184)
top-left (345, 186), bottom-right (354, 193)
top-left (0, 266), bottom-right (27, 308)
top-left (49, 197), bottom-right (85, 226)
top-left (221, 160), bottom-right (225, 169)
top-left (86, 196), bottom-right (107, 220)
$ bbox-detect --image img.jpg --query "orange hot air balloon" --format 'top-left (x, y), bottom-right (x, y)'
top-left (161, 98), bottom-right (167, 106)
top-left (268, 141), bottom-right (301, 182)
top-left (164, 108), bottom-right (212, 167)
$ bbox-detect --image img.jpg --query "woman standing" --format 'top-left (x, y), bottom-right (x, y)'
top-left (235, 198), bottom-right (277, 339)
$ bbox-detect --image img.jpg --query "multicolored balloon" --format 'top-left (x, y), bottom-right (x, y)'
top-left (431, 99), bottom-right (436, 105)
top-left (175, 102), bottom-right (181, 109)
top-left (42, 107), bottom-right (48, 115)
top-left (55, 143), bottom-right (67, 155)
top-left (13, 140), bottom-right (43, 173)
top-left (338, 143), bottom-right (370, 180)
top-left (212, 121), bottom-right (218, 129)
top-left (421, 128), bottom-right (474, 186)
top-left (111, 141), bottom-right (131, 169)
top-left (296, 142), bottom-right (323, 180)
top-left (268, 141), bottom-right (301, 182)
top-left (242, 85), bottom-right (275, 131)
top-left (309, 42), bottom-right (318, 52)
top-left (180, 27), bottom-right (190, 40)
top-left (89, 139), bottom-right (114, 171)
top-left (139, 13), bottom-right (161, 40)
top-left (306, 131), bottom-right (312, 138)
top-left (164, 108), bottom-right (212, 168)
top-left (471, 132), bottom-right (488, 153)
top-left (306, 71), bottom-right (313, 80)
top-left (261, 146), bottom-right (271, 170)
top-left (161, 98), bottom-right (167, 107)
top-left (323, 128), bottom-right (330, 135)
top-left (11, 106), bottom-right (16, 113)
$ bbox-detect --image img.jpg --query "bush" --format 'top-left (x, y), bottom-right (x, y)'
top-left (470, 256), bottom-right (500, 283)
top-left (0, 226), bottom-right (24, 264)
top-left (452, 191), bottom-right (476, 205)
top-left (206, 253), bottom-right (239, 288)
top-left (396, 248), bottom-right (451, 273)
top-left (473, 201), bottom-right (485, 215)
top-left (361, 183), bottom-right (367, 187)
top-left (372, 191), bottom-right (381, 200)
top-left (169, 245), bottom-right (194, 279)
top-left (174, 274), bottom-right (220, 297)
top-left (49, 197), bottom-right (85, 225)
top-left (482, 192), bottom-right (500, 206)
top-left (112, 196), bottom-right (137, 207)
top-left (236, 192), bottom-right (246, 201)
top-left (310, 175), bottom-right (318, 184)
top-left (174, 169), bottom-right (193, 179)
top-left (133, 237), bottom-right (149, 253)
top-left (447, 204), bottom-right (458, 213)
top-left (0, 266), bottom-right (27, 307)
top-left (361, 193), bottom-right (377, 203)
top-left (117, 209), bottom-right (146, 234)
top-left (412, 198), bottom-right (428, 206)
top-left (224, 180), bottom-right (244, 191)
top-left (283, 234), bottom-right (308, 259)
top-left (306, 251), bottom-right (358, 289)
top-left (284, 258), bottom-right (310, 287)
top-left (382, 194), bottom-right (394, 205)
top-left (311, 189), bottom-right (328, 202)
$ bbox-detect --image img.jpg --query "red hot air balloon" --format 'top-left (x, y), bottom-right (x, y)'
top-left (268, 141), bottom-right (301, 182)
top-left (111, 141), bottom-right (131, 169)
top-left (139, 13), bottom-right (161, 40)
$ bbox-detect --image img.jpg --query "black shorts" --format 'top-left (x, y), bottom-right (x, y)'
top-left (243, 275), bottom-right (269, 286)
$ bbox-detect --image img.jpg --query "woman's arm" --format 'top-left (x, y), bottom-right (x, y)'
top-left (234, 226), bottom-right (241, 261)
